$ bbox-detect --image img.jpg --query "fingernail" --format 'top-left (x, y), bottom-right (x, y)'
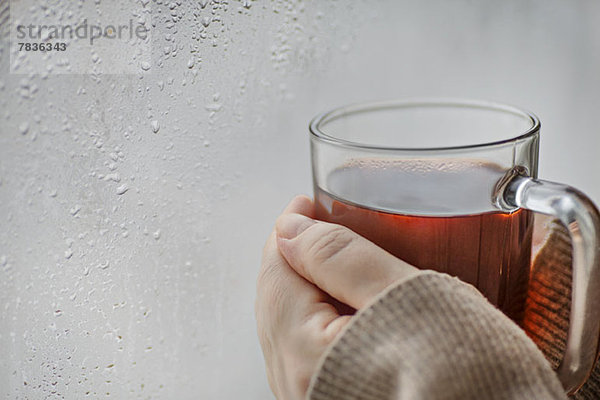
top-left (276, 214), bottom-right (316, 239)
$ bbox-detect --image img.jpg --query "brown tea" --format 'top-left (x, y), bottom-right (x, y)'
top-left (314, 160), bottom-right (533, 324)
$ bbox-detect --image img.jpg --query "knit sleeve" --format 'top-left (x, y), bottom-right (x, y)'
top-left (307, 271), bottom-right (567, 400)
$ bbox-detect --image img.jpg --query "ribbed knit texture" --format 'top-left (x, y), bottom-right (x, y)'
top-left (307, 220), bottom-right (600, 400)
top-left (307, 272), bottom-right (567, 400)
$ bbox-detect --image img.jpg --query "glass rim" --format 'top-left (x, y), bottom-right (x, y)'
top-left (309, 98), bottom-right (541, 152)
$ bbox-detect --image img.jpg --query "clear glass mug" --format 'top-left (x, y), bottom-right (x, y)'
top-left (309, 99), bottom-right (600, 394)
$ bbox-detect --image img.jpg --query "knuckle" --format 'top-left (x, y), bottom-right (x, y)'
top-left (256, 261), bottom-right (275, 290)
top-left (256, 324), bottom-right (272, 356)
top-left (259, 271), bottom-right (286, 308)
top-left (256, 265), bottom-right (287, 319)
top-left (257, 245), bottom-right (282, 292)
top-left (306, 224), bottom-right (356, 266)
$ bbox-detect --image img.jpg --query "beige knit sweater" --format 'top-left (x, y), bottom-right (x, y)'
top-left (307, 221), bottom-right (599, 400)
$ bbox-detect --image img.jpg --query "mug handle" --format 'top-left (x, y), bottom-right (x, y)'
top-left (500, 173), bottom-right (600, 394)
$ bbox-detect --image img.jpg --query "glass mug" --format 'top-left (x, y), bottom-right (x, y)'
top-left (309, 99), bottom-right (600, 394)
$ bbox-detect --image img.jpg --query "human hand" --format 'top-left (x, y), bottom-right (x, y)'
top-left (255, 195), bottom-right (420, 400)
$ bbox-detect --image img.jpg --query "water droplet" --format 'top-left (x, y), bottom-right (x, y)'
top-left (153, 229), bottom-right (161, 240)
top-left (206, 102), bottom-right (222, 113)
top-left (141, 61), bottom-right (151, 71)
top-left (0, 255), bottom-right (7, 267)
top-left (199, 0), bottom-right (209, 8)
top-left (116, 184), bottom-right (129, 195)
top-left (64, 249), bottom-right (73, 259)
top-left (201, 16), bottom-right (211, 27)
top-left (99, 261), bottom-right (110, 270)
top-left (243, 0), bottom-right (252, 9)
top-left (104, 173), bottom-right (121, 182)
top-left (19, 122), bottom-right (29, 135)
top-left (187, 58), bottom-right (195, 69)
top-left (54, 310), bottom-right (63, 317)
top-left (49, 189), bottom-right (58, 198)
top-left (151, 120), bottom-right (160, 133)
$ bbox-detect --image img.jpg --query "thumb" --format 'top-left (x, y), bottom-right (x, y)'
top-left (275, 213), bottom-right (420, 310)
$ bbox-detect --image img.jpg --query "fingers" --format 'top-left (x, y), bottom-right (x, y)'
top-left (259, 195), bottom-right (315, 294)
top-left (276, 213), bottom-right (420, 310)
top-left (258, 231), bottom-right (324, 322)
top-left (281, 194), bottom-right (315, 218)
top-left (259, 196), bottom-right (315, 297)
top-left (257, 196), bottom-right (327, 328)
top-left (257, 196), bottom-right (358, 399)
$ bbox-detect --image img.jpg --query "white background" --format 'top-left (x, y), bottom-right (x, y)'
top-left (1, 1), bottom-right (599, 398)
